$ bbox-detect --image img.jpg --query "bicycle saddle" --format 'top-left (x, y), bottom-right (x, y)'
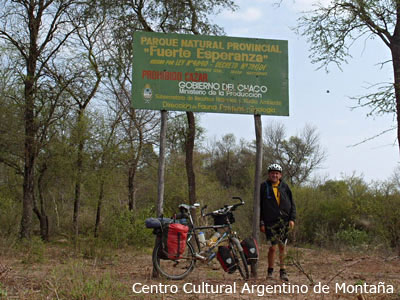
top-left (179, 203), bottom-right (200, 211)
top-left (179, 204), bottom-right (192, 211)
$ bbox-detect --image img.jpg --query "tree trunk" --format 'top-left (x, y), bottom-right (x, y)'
top-left (185, 111), bottom-right (196, 214)
top-left (253, 115), bottom-right (263, 241)
top-left (128, 129), bottom-right (143, 211)
top-left (94, 178), bottom-right (105, 238)
top-left (33, 163), bottom-right (49, 241)
top-left (73, 110), bottom-right (85, 242)
top-left (20, 3), bottom-right (42, 239)
top-left (391, 40), bottom-right (400, 155)
top-left (40, 215), bottom-right (49, 241)
top-left (154, 110), bottom-right (167, 279)
top-left (33, 205), bottom-right (49, 242)
top-left (20, 45), bottom-right (38, 240)
top-left (252, 114), bottom-right (263, 278)
top-left (157, 110), bottom-right (167, 217)
top-left (128, 166), bottom-right (136, 211)
top-left (21, 108), bottom-right (35, 239)
top-left (40, 189), bottom-right (49, 242)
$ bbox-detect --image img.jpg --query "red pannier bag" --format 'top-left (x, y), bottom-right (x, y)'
top-left (162, 223), bottom-right (189, 260)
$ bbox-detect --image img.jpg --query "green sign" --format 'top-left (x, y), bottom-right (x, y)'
top-left (132, 31), bottom-right (288, 115)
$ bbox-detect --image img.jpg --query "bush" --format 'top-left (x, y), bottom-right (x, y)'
top-left (334, 225), bottom-right (370, 247)
top-left (294, 185), bottom-right (356, 245)
top-left (17, 236), bottom-right (45, 264)
top-left (0, 195), bottom-right (19, 238)
top-left (366, 194), bottom-right (400, 249)
top-left (101, 206), bottom-right (154, 249)
top-left (129, 208), bottom-right (157, 249)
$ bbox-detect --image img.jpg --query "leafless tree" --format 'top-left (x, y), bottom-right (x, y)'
top-left (297, 0), bottom-right (400, 154)
top-left (263, 122), bottom-right (326, 185)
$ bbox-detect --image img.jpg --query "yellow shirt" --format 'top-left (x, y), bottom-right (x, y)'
top-left (272, 182), bottom-right (280, 206)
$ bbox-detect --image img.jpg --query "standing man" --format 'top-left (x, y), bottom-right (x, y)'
top-left (260, 163), bottom-right (296, 281)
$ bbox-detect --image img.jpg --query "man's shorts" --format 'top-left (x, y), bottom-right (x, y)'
top-left (265, 220), bottom-right (289, 245)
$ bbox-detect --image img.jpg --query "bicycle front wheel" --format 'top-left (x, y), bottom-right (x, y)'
top-left (230, 239), bottom-right (249, 280)
top-left (152, 240), bottom-right (196, 280)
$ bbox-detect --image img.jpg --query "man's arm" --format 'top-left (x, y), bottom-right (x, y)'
top-left (287, 186), bottom-right (296, 230)
top-left (288, 187), bottom-right (296, 222)
top-left (260, 182), bottom-right (265, 232)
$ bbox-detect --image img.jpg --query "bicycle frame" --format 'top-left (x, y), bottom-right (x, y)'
top-left (184, 210), bottom-right (241, 261)
top-left (152, 197), bottom-right (249, 280)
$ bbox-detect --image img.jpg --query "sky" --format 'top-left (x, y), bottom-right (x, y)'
top-left (199, 0), bottom-right (399, 182)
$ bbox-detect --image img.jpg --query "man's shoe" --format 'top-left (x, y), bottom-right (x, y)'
top-left (267, 268), bottom-right (273, 279)
top-left (280, 269), bottom-right (289, 281)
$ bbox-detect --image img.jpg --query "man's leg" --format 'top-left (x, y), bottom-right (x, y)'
top-left (278, 243), bottom-right (286, 269)
top-left (267, 244), bottom-right (277, 278)
top-left (278, 243), bottom-right (289, 281)
top-left (268, 244), bottom-right (277, 268)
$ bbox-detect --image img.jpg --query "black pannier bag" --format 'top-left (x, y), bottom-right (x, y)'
top-left (162, 223), bottom-right (189, 260)
top-left (241, 237), bottom-right (259, 264)
top-left (216, 245), bottom-right (237, 273)
top-left (212, 212), bottom-right (235, 225)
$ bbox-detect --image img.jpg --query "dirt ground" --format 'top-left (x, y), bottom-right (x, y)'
top-left (1, 244), bottom-right (400, 300)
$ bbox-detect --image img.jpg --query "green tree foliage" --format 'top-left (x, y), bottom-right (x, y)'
top-left (206, 134), bottom-right (254, 189)
top-left (365, 189), bottom-right (400, 249)
top-left (295, 180), bottom-right (356, 246)
top-left (293, 174), bottom-right (400, 250)
top-left (0, 194), bottom-right (20, 237)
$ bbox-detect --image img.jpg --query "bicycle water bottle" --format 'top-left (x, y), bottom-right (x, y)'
top-left (207, 232), bottom-right (221, 247)
top-left (198, 232), bottom-right (206, 247)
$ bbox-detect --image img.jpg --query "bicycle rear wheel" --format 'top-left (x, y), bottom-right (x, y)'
top-left (152, 240), bottom-right (196, 280)
top-left (230, 240), bottom-right (249, 280)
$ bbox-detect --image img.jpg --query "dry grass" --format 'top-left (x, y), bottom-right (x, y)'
top-left (0, 241), bottom-right (399, 300)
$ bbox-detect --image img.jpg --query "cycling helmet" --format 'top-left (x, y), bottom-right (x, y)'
top-left (268, 163), bottom-right (282, 173)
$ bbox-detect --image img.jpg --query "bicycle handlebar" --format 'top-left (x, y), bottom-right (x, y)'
top-left (179, 197), bottom-right (244, 218)
top-left (201, 197), bottom-right (244, 218)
